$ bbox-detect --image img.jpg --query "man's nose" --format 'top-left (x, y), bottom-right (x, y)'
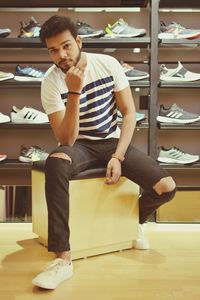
top-left (59, 48), bottom-right (67, 59)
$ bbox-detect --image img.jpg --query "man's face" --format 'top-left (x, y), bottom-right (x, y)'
top-left (46, 30), bottom-right (82, 73)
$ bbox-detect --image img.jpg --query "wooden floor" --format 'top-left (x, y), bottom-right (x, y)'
top-left (0, 222), bottom-right (200, 300)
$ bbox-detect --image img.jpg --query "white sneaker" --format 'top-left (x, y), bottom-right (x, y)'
top-left (133, 224), bottom-right (150, 250)
top-left (11, 106), bottom-right (48, 124)
top-left (0, 112), bottom-right (10, 123)
top-left (32, 258), bottom-right (73, 289)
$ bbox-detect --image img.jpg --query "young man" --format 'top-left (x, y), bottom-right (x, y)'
top-left (32, 15), bottom-right (176, 289)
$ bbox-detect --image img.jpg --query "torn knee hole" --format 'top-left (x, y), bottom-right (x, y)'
top-left (50, 153), bottom-right (72, 164)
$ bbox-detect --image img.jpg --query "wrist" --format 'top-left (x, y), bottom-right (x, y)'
top-left (111, 153), bottom-right (125, 163)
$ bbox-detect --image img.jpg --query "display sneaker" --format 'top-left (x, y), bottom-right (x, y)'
top-left (160, 61), bottom-right (200, 82)
top-left (14, 65), bottom-right (45, 81)
top-left (121, 63), bottom-right (149, 81)
top-left (0, 154), bottom-right (7, 162)
top-left (117, 110), bottom-right (146, 123)
top-left (158, 21), bottom-right (200, 40)
top-left (133, 223), bottom-right (150, 250)
top-left (19, 145), bottom-right (49, 162)
top-left (32, 258), bottom-right (73, 289)
top-left (18, 16), bottom-right (41, 38)
top-left (105, 18), bottom-right (146, 38)
top-left (0, 28), bottom-right (11, 38)
top-left (0, 71), bottom-right (14, 81)
top-left (157, 104), bottom-right (200, 124)
top-left (11, 106), bottom-right (48, 124)
top-left (76, 21), bottom-right (105, 38)
top-left (157, 146), bottom-right (199, 164)
top-left (0, 112), bottom-right (10, 123)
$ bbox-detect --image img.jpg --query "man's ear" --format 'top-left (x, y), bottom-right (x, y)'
top-left (76, 35), bottom-right (82, 48)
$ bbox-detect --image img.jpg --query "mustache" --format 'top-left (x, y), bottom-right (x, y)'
top-left (58, 59), bottom-right (71, 64)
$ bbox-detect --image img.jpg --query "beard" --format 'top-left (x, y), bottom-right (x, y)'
top-left (55, 46), bottom-right (81, 73)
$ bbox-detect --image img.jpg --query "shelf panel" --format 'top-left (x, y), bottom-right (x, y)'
top-left (0, 79), bottom-right (150, 89)
top-left (160, 162), bottom-right (200, 170)
top-left (0, 80), bottom-right (42, 88)
top-left (159, 0), bottom-right (200, 8)
top-left (158, 121), bottom-right (200, 130)
top-left (0, 159), bottom-right (32, 170)
top-left (0, 123), bottom-right (50, 129)
top-left (0, 0), bottom-right (149, 8)
top-left (0, 121), bottom-right (148, 130)
top-left (159, 81), bottom-right (200, 88)
top-left (0, 37), bottom-right (150, 49)
top-left (159, 38), bottom-right (200, 46)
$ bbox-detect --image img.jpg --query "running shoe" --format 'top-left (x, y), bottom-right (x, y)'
top-left (0, 112), bottom-right (10, 123)
top-left (76, 21), bottom-right (105, 38)
top-left (160, 62), bottom-right (200, 82)
top-left (105, 18), bottom-right (146, 38)
top-left (0, 28), bottom-right (11, 38)
top-left (157, 104), bottom-right (200, 124)
top-left (158, 21), bottom-right (200, 40)
top-left (0, 71), bottom-right (14, 81)
top-left (32, 258), bottom-right (73, 289)
top-left (18, 16), bottom-right (41, 38)
top-left (14, 65), bottom-right (45, 81)
top-left (0, 153), bottom-right (7, 162)
top-left (11, 106), bottom-right (48, 124)
top-left (157, 146), bottom-right (199, 164)
top-left (121, 63), bottom-right (149, 81)
top-left (19, 145), bottom-right (49, 162)
top-left (117, 110), bottom-right (146, 123)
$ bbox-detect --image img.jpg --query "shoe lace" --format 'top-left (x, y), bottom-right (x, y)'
top-left (44, 259), bottom-right (70, 274)
top-left (173, 147), bottom-right (185, 155)
top-left (170, 22), bottom-right (186, 30)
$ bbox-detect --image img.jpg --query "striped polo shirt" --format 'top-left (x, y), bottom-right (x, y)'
top-left (41, 52), bottom-right (129, 140)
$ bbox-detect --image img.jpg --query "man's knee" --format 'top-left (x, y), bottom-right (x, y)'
top-left (154, 176), bottom-right (177, 203)
top-left (49, 152), bottom-right (72, 164)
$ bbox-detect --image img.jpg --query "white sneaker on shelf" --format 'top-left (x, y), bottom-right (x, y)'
top-left (32, 258), bottom-right (73, 290)
top-left (133, 223), bottom-right (150, 250)
top-left (11, 106), bottom-right (48, 124)
top-left (0, 112), bottom-right (10, 123)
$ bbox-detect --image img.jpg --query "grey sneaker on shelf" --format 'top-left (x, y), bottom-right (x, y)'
top-left (32, 258), bottom-right (73, 289)
top-left (160, 61), bottom-right (200, 82)
top-left (157, 146), bottom-right (199, 164)
top-left (157, 104), bottom-right (200, 124)
top-left (121, 62), bottom-right (149, 81)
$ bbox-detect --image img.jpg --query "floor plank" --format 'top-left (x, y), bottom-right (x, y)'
top-left (0, 223), bottom-right (200, 300)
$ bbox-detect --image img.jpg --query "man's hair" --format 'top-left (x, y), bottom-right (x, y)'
top-left (40, 15), bottom-right (77, 44)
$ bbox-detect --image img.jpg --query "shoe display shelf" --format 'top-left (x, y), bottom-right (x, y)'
top-left (155, 1), bottom-right (200, 222)
top-left (0, 0), bottom-right (149, 8)
top-left (0, 1), bottom-right (151, 186)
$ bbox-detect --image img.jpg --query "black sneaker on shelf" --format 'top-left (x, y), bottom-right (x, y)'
top-left (0, 28), bottom-right (11, 38)
top-left (157, 104), bottom-right (200, 124)
top-left (18, 16), bottom-right (41, 38)
top-left (76, 21), bottom-right (105, 38)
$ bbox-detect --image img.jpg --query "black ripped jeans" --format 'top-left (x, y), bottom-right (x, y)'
top-left (45, 138), bottom-right (176, 252)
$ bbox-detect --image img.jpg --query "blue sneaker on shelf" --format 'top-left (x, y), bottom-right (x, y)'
top-left (14, 65), bottom-right (45, 81)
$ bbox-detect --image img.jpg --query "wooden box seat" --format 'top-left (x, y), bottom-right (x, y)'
top-left (32, 165), bottom-right (139, 260)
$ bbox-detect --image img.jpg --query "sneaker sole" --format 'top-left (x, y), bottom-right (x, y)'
top-left (160, 75), bottom-right (200, 82)
top-left (14, 76), bottom-right (43, 82)
top-left (126, 74), bottom-right (149, 81)
top-left (157, 157), bottom-right (199, 164)
top-left (32, 271), bottom-right (73, 289)
top-left (157, 116), bottom-right (200, 124)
